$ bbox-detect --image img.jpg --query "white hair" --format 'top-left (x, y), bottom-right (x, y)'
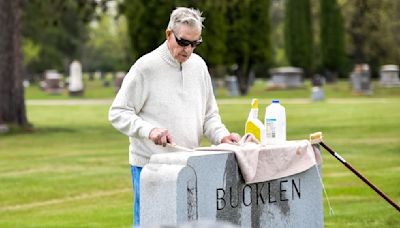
top-left (167, 7), bottom-right (205, 32)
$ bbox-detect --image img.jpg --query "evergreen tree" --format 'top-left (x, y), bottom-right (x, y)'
top-left (284, 0), bottom-right (313, 76)
top-left (123, 0), bottom-right (228, 68)
top-left (343, 0), bottom-right (400, 75)
top-left (82, 13), bottom-right (131, 72)
top-left (227, 0), bottom-right (271, 95)
top-left (22, 0), bottom-right (102, 74)
top-left (123, 0), bottom-right (271, 95)
top-left (320, 0), bottom-right (346, 81)
top-left (195, 0), bottom-right (228, 68)
top-left (123, 0), bottom-right (174, 61)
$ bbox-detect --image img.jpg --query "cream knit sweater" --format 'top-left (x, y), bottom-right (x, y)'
top-left (109, 41), bottom-right (230, 167)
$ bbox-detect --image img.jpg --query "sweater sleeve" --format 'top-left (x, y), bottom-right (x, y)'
top-left (203, 69), bottom-right (230, 145)
top-left (108, 66), bottom-right (155, 139)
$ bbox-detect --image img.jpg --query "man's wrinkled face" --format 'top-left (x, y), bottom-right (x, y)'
top-left (166, 25), bottom-right (201, 63)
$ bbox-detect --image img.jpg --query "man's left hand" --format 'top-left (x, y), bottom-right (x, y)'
top-left (221, 133), bottom-right (241, 144)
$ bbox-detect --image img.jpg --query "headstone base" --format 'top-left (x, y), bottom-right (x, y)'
top-left (0, 124), bottom-right (9, 134)
top-left (69, 90), bottom-right (84, 96)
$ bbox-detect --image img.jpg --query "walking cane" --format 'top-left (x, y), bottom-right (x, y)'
top-left (309, 132), bottom-right (400, 212)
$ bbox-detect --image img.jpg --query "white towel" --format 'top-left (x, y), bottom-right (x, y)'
top-left (196, 136), bottom-right (322, 184)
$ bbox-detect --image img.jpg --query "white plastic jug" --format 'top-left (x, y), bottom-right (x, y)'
top-left (264, 100), bottom-right (286, 144)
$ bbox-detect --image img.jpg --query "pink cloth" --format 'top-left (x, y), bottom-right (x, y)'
top-left (196, 139), bottom-right (322, 184)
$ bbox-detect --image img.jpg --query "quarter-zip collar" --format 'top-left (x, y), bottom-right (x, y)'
top-left (158, 41), bottom-right (185, 89)
top-left (158, 41), bottom-right (182, 69)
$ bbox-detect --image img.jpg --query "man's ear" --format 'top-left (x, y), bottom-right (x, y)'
top-left (165, 29), bottom-right (172, 39)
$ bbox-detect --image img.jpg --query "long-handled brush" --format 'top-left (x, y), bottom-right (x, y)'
top-left (310, 132), bottom-right (400, 212)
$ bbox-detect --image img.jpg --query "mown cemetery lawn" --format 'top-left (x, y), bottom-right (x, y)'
top-left (1, 80), bottom-right (399, 227)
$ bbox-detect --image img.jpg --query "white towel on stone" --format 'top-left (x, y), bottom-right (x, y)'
top-left (196, 138), bottom-right (322, 184)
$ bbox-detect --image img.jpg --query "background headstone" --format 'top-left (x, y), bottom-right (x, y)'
top-left (380, 65), bottom-right (400, 87)
top-left (102, 72), bottom-right (111, 87)
top-left (114, 72), bottom-right (126, 93)
top-left (350, 66), bottom-right (361, 94)
top-left (94, 71), bottom-right (102, 80)
top-left (311, 87), bottom-right (325, 101)
top-left (311, 74), bottom-right (325, 101)
top-left (350, 64), bottom-right (372, 95)
top-left (68, 60), bottom-right (84, 96)
top-left (141, 150), bottom-right (323, 228)
top-left (23, 80), bottom-right (30, 88)
top-left (211, 78), bottom-right (217, 96)
top-left (225, 76), bottom-right (240, 96)
top-left (88, 72), bottom-right (94, 81)
top-left (0, 124), bottom-right (9, 134)
top-left (360, 64), bottom-right (372, 95)
top-left (268, 67), bottom-right (304, 89)
top-left (44, 70), bottom-right (63, 94)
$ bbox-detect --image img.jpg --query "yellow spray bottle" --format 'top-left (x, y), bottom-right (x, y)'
top-left (245, 98), bottom-right (266, 144)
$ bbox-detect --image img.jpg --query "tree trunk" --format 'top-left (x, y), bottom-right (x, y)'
top-left (349, 0), bottom-right (368, 64)
top-left (236, 63), bottom-right (251, 96)
top-left (0, 0), bottom-right (30, 127)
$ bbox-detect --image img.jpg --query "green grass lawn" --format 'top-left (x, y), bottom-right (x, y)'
top-left (1, 80), bottom-right (399, 227)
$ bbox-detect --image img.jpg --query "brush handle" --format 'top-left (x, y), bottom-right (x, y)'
top-left (319, 142), bottom-right (400, 212)
top-left (166, 143), bottom-right (193, 152)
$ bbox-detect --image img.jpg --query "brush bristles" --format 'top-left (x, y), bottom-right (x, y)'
top-left (310, 132), bottom-right (323, 144)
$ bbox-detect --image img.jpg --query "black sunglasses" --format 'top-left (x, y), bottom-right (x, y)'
top-left (172, 31), bottom-right (202, 48)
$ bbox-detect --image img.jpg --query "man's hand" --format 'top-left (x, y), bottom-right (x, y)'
top-left (221, 133), bottom-right (241, 144)
top-left (149, 128), bottom-right (174, 147)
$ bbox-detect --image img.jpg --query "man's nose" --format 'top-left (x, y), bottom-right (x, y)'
top-left (183, 45), bottom-right (194, 51)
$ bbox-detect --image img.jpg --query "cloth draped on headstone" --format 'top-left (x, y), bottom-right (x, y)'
top-left (195, 134), bottom-right (322, 184)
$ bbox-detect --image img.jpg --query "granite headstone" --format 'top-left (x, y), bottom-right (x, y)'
top-left (380, 65), bottom-right (400, 87)
top-left (268, 67), bottom-right (304, 89)
top-left (141, 150), bottom-right (323, 227)
top-left (44, 70), bottom-right (63, 94)
top-left (68, 60), bottom-right (84, 96)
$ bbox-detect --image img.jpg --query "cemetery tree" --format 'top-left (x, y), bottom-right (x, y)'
top-left (123, 0), bottom-right (228, 66)
top-left (165, 0), bottom-right (230, 78)
top-left (22, 0), bottom-right (105, 75)
top-left (320, 0), bottom-right (346, 81)
top-left (124, 0), bottom-right (271, 95)
top-left (82, 11), bottom-right (132, 72)
top-left (284, 0), bottom-right (313, 76)
top-left (226, 0), bottom-right (271, 95)
top-left (343, 0), bottom-right (400, 73)
top-left (0, 0), bottom-right (30, 128)
top-left (248, 0), bottom-right (272, 77)
top-left (270, 1), bottom-right (287, 67)
top-left (0, 0), bottom-right (107, 129)
top-left (122, 0), bottom-right (174, 61)
top-left (194, 0), bottom-right (228, 74)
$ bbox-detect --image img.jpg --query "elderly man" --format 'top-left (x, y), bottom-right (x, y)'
top-left (109, 7), bottom-right (240, 225)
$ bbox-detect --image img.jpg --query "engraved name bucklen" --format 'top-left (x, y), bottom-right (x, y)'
top-left (216, 178), bottom-right (301, 210)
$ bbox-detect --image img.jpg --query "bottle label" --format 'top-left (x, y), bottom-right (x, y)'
top-left (266, 118), bottom-right (276, 138)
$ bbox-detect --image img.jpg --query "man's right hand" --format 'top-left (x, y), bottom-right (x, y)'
top-left (149, 128), bottom-right (174, 147)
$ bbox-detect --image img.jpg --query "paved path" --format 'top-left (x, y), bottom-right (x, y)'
top-left (26, 98), bottom-right (399, 106)
top-left (26, 99), bottom-right (113, 105)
